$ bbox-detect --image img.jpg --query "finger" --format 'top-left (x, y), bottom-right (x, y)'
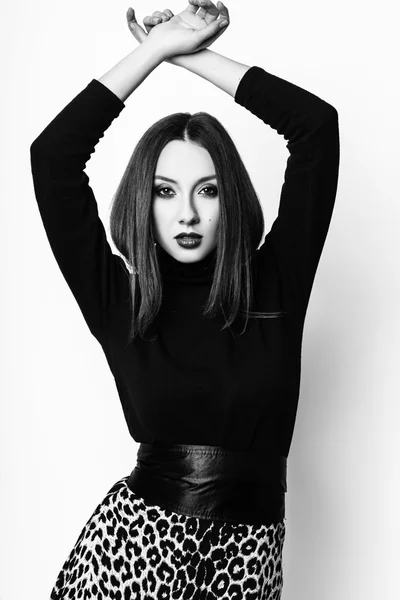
top-left (191, 0), bottom-right (220, 24)
top-left (187, 0), bottom-right (201, 13)
top-left (143, 15), bottom-right (155, 33)
top-left (200, 0), bottom-right (228, 20)
top-left (127, 9), bottom-right (149, 42)
top-left (164, 8), bottom-right (174, 17)
top-left (126, 6), bottom-right (136, 25)
top-left (191, 0), bottom-right (219, 13)
top-left (197, 7), bottom-right (208, 19)
top-left (152, 10), bottom-right (169, 22)
top-left (217, 1), bottom-right (230, 22)
top-left (196, 16), bottom-right (228, 44)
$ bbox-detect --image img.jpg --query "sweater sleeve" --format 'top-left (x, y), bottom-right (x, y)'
top-left (30, 79), bottom-right (128, 340)
top-left (234, 66), bottom-right (340, 314)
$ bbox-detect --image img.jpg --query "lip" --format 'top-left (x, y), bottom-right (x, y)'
top-left (174, 233), bottom-right (203, 239)
top-left (176, 237), bottom-right (203, 248)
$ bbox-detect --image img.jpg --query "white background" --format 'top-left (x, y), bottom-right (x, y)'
top-left (1, 0), bottom-right (400, 598)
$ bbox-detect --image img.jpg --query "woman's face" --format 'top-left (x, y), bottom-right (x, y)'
top-left (152, 140), bottom-right (220, 263)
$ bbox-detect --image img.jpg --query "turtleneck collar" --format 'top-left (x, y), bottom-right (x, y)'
top-left (156, 243), bottom-right (217, 285)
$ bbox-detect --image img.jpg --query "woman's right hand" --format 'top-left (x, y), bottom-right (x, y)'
top-left (127, 1), bottom-right (230, 61)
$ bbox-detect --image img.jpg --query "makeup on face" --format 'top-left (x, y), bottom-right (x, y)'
top-left (154, 173), bottom-right (218, 250)
top-left (152, 140), bottom-right (220, 261)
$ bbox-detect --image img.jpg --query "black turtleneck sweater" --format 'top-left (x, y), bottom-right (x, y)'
top-left (30, 66), bottom-right (340, 459)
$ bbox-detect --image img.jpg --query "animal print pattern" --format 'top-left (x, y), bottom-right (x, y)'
top-left (50, 475), bottom-right (286, 599)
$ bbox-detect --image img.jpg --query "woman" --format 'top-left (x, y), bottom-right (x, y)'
top-left (30, 1), bottom-right (340, 597)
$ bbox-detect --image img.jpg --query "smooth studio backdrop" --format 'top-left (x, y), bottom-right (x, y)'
top-left (1, 0), bottom-right (399, 598)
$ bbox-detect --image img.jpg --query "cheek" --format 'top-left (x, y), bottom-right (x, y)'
top-left (207, 201), bottom-right (220, 220)
top-left (152, 202), bottom-right (169, 224)
top-left (209, 206), bottom-right (220, 227)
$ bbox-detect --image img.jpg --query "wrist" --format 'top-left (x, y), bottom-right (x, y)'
top-left (167, 48), bottom-right (211, 69)
top-left (141, 38), bottom-right (170, 64)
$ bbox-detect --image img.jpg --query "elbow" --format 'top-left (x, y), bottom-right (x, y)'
top-left (30, 136), bottom-right (54, 174)
top-left (317, 104), bottom-right (339, 138)
top-left (30, 136), bottom-right (47, 156)
top-left (322, 103), bottom-right (339, 123)
top-left (30, 130), bottom-right (55, 157)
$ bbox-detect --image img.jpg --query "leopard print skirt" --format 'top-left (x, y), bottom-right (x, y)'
top-left (49, 475), bottom-right (286, 599)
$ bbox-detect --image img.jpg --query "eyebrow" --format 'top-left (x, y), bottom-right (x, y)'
top-left (154, 175), bottom-right (217, 184)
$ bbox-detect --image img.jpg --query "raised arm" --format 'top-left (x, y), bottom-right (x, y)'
top-left (30, 17), bottom-right (233, 341)
top-left (234, 66), bottom-right (340, 315)
top-left (183, 51), bottom-right (339, 314)
top-left (30, 42), bottom-right (164, 340)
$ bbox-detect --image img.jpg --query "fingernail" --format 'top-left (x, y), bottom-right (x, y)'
top-left (219, 19), bottom-right (228, 27)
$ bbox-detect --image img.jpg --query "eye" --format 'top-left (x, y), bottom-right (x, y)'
top-left (201, 186), bottom-right (218, 196)
top-left (154, 185), bottom-right (218, 197)
top-left (154, 186), bottom-right (173, 197)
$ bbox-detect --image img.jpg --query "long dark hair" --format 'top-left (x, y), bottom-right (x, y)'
top-left (110, 111), bottom-right (287, 344)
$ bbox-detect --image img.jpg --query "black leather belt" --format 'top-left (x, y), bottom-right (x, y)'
top-left (127, 442), bottom-right (287, 526)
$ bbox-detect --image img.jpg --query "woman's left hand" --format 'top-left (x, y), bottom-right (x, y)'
top-left (126, 1), bottom-right (230, 62)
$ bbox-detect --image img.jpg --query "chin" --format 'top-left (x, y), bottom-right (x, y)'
top-left (173, 242), bottom-right (210, 259)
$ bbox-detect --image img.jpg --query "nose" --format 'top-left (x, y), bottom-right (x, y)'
top-left (177, 195), bottom-right (200, 224)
